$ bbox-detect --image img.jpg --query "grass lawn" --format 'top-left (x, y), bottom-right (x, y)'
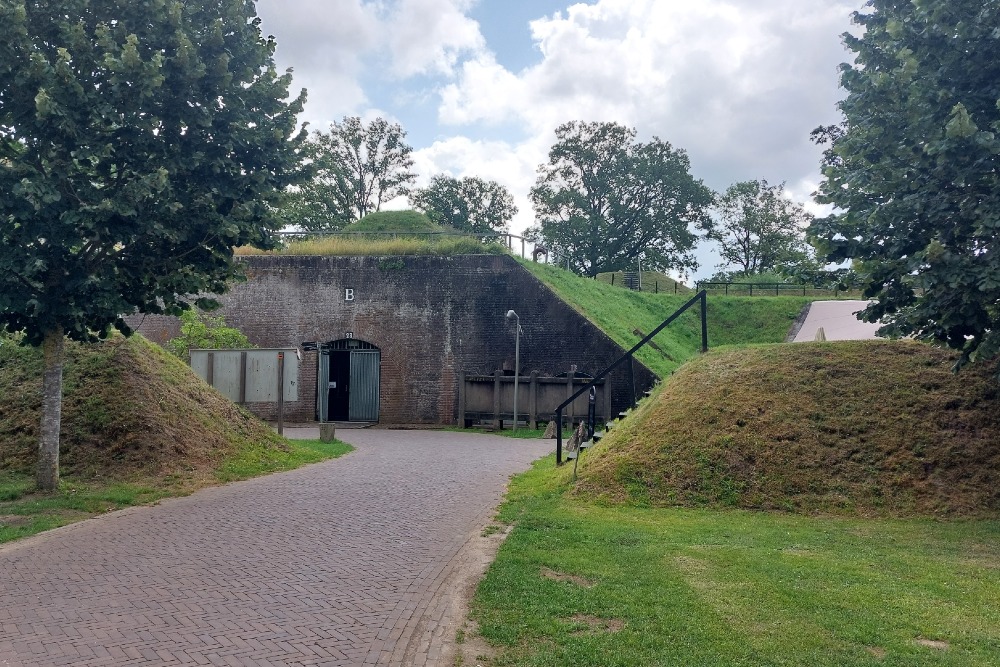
top-left (0, 438), bottom-right (352, 546)
top-left (472, 457), bottom-right (1000, 666)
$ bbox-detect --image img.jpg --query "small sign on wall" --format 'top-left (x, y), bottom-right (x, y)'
top-left (345, 332), bottom-right (354, 339)
top-left (345, 288), bottom-right (355, 301)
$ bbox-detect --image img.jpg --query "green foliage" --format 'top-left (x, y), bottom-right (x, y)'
top-left (0, 0), bottom-right (305, 487)
top-left (810, 0), bottom-right (1000, 370)
top-left (348, 210), bottom-right (438, 234)
top-left (0, 0), bottom-right (306, 345)
top-left (709, 179), bottom-right (813, 275)
top-left (529, 121), bottom-right (714, 277)
top-left (279, 116), bottom-right (416, 229)
top-left (166, 309), bottom-right (254, 362)
top-left (410, 174), bottom-right (517, 236)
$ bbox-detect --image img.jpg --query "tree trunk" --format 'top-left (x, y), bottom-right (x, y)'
top-left (37, 326), bottom-right (64, 491)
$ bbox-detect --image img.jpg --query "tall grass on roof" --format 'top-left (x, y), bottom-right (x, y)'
top-left (235, 235), bottom-right (507, 257)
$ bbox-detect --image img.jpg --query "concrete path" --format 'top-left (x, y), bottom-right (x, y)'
top-left (0, 430), bottom-right (553, 666)
top-left (792, 300), bottom-right (883, 342)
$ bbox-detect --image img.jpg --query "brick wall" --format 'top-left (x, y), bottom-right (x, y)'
top-left (133, 254), bottom-right (657, 424)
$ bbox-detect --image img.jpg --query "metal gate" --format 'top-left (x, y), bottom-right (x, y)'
top-left (315, 339), bottom-right (380, 423)
top-left (349, 350), bottom-right (380, 422)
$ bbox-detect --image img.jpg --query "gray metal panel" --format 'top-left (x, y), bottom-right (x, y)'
top-left (190, 351), bottom-right (210, 384)
top-left (317, 352), bottom-right (330, 422)
top-left (349, 350), bottom-right (380, 422)
top-left (245, 350), bottom-right (298, 402)
top-left (210, 351), bottom-right (244, 402)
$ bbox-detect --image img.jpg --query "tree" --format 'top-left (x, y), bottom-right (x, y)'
top-left (410, 175), bottom-right (517, 237)
top-left (709, 179), bottom-right (813, 276)
top-left (274, 149), bottom-right (354, 232)
top-left (530, 121), bottom-right (713, 277)
top-left (0, 0), bottom-right (306, 489)
top-left (167, 310), bottom-right (255, 362)
top-left (810, 0), bottom-right (1000, 370)
top-left (282, 116), bottom-right (416, 228)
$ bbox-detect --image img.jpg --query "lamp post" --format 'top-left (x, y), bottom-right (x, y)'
top-left (506, 309), bottom-right (521, 430)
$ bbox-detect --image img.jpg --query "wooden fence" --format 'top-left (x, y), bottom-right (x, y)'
top-left (458, 370), bottom-right (612, 429)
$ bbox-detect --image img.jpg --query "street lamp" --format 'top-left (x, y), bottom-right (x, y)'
top-left (506, 309), bottom-right (521, 430)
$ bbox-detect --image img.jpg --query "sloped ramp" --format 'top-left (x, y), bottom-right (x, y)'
top-left (793, 300), bottom-right (882, 342)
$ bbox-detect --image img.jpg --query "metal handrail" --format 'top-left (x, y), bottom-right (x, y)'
top-left (695, 281), bottom-right (864, 297)
top-left (555, 290), bottom-right (708, 464)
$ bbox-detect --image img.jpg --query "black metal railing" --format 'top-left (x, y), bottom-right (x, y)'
top-left (554, 290), bottom-right (708, 465)
top-left (696, 282), bottom-right (861, 297)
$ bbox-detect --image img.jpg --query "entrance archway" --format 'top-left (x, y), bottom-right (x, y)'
top-left (317, 339), bottom-right (381, 422)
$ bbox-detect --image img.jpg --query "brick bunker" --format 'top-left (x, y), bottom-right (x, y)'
top-left (136, 254), bottom-right (656, 425)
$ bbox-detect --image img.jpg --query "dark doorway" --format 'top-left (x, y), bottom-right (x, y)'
top-left (316, 339), bottom-right (381, 423)
top-left (327, 350), bottom-right (351, 421)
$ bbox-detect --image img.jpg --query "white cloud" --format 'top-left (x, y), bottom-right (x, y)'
top-left (257, 0), bottom-right (381, 123)
top-left (438, 56), bottom-right (525, 125)
top-left (385, 0), bottom-right (487, 77)
top-left (438, 0), bottom-right (858, 192)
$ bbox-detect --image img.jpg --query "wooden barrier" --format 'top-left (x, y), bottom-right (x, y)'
top-left (458, 369), bottom-right (611, 430)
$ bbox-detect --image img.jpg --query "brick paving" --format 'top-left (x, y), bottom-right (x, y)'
top-left (0, 430), bottom-right (552, 666)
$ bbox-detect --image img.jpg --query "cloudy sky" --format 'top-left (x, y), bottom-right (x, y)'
top-left (255, 0), bottom-right (863, 278)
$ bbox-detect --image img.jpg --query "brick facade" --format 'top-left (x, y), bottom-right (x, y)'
top-left (134, 254), bottom-right (657, 424)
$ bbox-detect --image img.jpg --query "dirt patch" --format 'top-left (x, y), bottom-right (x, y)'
top-left (915, 638), bottom-right (949, 651)
top-left (673, 555), bottom-right (709, 574)
top-left (866, 646), bottom-right (886, 659)
top-left (569, 614), bottom-right (625, 634)
top-left (0, 515), bottom-right (31, 528)
top-left (541, 567), bottom-right (595, 588)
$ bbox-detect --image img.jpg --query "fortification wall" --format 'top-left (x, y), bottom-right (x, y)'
top-left (133, 254), bottom-right (657, 425)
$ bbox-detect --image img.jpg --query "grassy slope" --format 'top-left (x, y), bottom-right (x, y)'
top-left (577, 340), bottom-right (1000, 516)
top-left (0, 335), bottom-right (351, 543)
top-left (518, 259), bottom-right (812, 377)
top-left (1, 334), bottom-right (291, 477)
top-left (594, 270), bottom-right (692, 294)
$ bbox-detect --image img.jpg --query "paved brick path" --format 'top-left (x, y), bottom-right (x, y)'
top-left (0, 430), bottom-right (552, 666)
